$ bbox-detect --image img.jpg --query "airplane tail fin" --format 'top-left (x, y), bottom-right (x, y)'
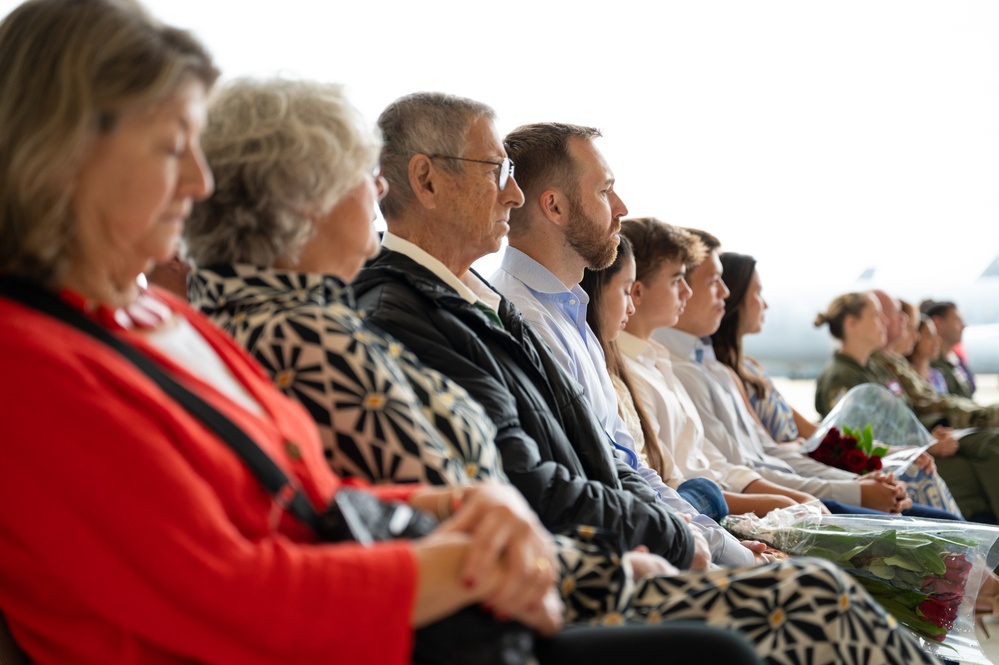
top-left (979, 255), bottom-right (999, 279)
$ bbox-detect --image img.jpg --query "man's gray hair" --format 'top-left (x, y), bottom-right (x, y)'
top-left (377, 92), bottom-right (494, 220)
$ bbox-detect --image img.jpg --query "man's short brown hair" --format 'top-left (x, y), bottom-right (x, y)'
top-left (620, 218), bottom-right (706, 284)
top-left (684, 228), bottom-right (721, 258)
top-left (921, 299), bottom-right (957, 320)
top-left (503, 122), bottom-right (601, 235)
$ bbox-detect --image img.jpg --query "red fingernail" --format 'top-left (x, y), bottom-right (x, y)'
top-left (463, 577), bottom-right (475, 589)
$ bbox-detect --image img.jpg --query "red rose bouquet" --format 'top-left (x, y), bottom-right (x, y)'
top-left (807, 424), bottom-right (888, 474)
top-left (802, 384), bottom-right (935, 476)
top-left (723, 505), bottom-right (999, 664)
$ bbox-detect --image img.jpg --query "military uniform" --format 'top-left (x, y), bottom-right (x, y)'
top-left (817, 350), bottom-right (999, 523)
top-left (814, 352), bottom-right (891, 418)
top-left (871, 350), bottom-right (999, 429)
top-left (931, 354), bottom-right (975, 399)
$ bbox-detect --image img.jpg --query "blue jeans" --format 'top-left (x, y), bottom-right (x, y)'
top-left (677, 477), bottom-right (728, 522)
top-left (820, 499), bottom-right (963, 521)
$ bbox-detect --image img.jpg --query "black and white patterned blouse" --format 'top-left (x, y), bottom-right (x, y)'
top-left (189, 265), bottom-right (504, 486)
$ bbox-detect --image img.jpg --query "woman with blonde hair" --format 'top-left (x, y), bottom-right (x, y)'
top-left (813, 292), bottom-right (889, 416)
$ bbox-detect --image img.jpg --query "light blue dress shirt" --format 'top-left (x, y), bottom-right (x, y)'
top-left (493, 247), bottom-right (754, 567)
top-left (490, 248), bottom-right (643, 470)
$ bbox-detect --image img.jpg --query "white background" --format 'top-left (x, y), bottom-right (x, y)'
top-left (5, 0), bottom-right (998, 292)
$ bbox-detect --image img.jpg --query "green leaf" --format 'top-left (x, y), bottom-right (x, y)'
top-left (868, 563), bottom-right (896, 579)
top-left (894, 533), bottom-right (934, 547)
top-left (911, 547), bottom-right (947, 576)
top-left (799, 545), bottom-right (858, 565)
top-left (868, 530), bottom-right (897, 558)
top-left (891, 569), bottom-right (926, 588)
top-left (883, 555), bottom-right (924, 571)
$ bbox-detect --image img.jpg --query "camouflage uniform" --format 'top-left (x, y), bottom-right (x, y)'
top-left (871, 350), bottom-right (999, 429)
top-left (823, 350), bottom-right (999, 522)
top-left (814, 352), bottom-right (885, 418)
top-left (931, 354), bottom-right (975, 399)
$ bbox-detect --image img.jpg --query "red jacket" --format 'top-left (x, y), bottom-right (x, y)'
top-left (0, 289), bottom-right (420, 664)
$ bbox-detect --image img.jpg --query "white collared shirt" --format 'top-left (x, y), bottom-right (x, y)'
top-left (618, 331), bottom-right (762, 493)
top-left (381, 232), bottom-right (502, 312)
top-left (654, 327), bottom-right (861, 505)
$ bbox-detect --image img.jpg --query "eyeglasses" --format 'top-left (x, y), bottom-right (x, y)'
top-left (430, 154), bottom-right (515, 191)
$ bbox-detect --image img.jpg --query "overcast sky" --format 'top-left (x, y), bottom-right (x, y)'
top-left (5, 0), bottom-right (998, 294)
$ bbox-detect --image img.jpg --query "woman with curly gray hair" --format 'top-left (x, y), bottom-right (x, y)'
top-left (185, 79), bottom-right (382, 277)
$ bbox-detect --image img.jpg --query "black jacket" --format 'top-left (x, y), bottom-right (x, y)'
top-left (353, 249), bottom-right (694, 567)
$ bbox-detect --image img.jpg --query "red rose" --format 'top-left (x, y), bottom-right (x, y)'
top-left (922, 576), bottom-right (964, 596)
top-left (918, 598), bottom-right (956, 630)
top-left (864, 456), bottom-right (882, 472)
top-left (808, 439), bottom-right (831, 463)
top-left (842, 449), bottom-right (868, 473)
top-left (840, 436), bottom-right (858, 450)
top-left (819, 427), bottom-right (840, 452)
top-left (944, 554), bottom-right (972, 584)
top-left (936, 592), bottom-right (962, 623)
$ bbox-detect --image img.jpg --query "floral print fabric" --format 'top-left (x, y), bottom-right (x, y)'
top-left (190, 265), bottom-right (504, 486)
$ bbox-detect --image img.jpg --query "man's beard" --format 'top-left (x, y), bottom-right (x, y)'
top-left (565, 196), bottom-right (620, 270)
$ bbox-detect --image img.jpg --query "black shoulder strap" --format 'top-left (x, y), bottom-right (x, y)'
top-left (0, 275), bottom-right (320, 530)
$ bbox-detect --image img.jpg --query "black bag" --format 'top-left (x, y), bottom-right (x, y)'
top-left (316, 487), bottom-right (439, 543)
top-left (0, 276), bottom-right (535, 665)
top-left (318, 488), bottom-right (535, 665)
